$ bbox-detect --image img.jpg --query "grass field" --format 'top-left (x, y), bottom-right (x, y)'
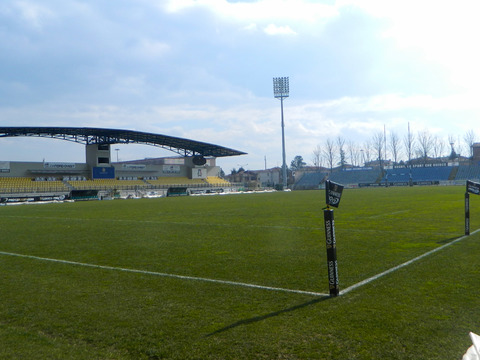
top-left (1, 186), bottom-right (480, 359)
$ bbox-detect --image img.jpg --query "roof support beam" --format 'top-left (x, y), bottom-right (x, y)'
top-left (0, 126), bottom-right (246, 158)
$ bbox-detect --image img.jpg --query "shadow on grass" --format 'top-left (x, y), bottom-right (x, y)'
top-left (205, 295), bottom-right (330, 337)
top-left (437, 236), bottom-right (462, 244)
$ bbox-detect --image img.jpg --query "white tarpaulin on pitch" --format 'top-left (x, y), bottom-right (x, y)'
top-left (463, 332), bottom-right (480, 360)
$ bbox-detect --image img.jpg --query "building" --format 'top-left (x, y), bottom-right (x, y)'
top-left (473, 143), bottom-right (480, 164)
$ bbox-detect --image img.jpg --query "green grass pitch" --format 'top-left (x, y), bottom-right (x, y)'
top-left (1, 186), bottom-right (480, 359)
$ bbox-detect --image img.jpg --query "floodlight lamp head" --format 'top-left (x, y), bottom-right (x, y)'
top-left (273, 77), bottom-right (289, 99)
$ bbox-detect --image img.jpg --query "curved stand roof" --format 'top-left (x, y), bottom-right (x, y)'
top-left (0, 127), bottom-right (246, 158)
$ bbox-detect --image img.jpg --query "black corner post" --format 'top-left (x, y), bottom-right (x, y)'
top-left (465, 180), bottom-right (480, 235)
top-left (324, 206), bottom-right (339, 296)
top-left (465, 191), bottom-right (470, 236)
top-left (323, 180), bottom-right (344, 297)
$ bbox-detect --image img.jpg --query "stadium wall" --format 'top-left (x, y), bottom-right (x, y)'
top-left (0, 161), bottom-right (89, 178)
top-left (0, 160), bottom-right (222, 180)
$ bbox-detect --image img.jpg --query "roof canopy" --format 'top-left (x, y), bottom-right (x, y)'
top-left (0, 127), bottom-right (246, 158)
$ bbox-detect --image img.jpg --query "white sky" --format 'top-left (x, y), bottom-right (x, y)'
top-left (1, 0), bottom-right (479, 171)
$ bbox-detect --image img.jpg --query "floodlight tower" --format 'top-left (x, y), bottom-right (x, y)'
top-left (273, 76), bottom-right (289, 189)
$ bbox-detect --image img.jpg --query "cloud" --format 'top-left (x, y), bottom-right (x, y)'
top-left (342, 0), bottom-right (480, 92)
top-left (263, 24), bottom-right (296, 36)
top-left (164, 0), bottom-right (339, 28)
top-left (132, 38), bottom-right (171, 60)
top-left (242, 23), bottom-right (257, 31)
top-left (111, 76), bottom-right (147, 96)
top-left (11, 1), bottom-right (54, 30)
top-left (2, 0), bottom-right (480, 171)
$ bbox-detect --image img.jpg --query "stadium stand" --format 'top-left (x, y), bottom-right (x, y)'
top-left (328, 168), bottom-right (382, 186)
top-left (296, 164), bottom-right (480, 189)
top-left (0, 127), bottom-right (244, 200)
top-left (0, 174), bottom-right (233, 198)
top-left (145, 177), bottom-right (205, 188)
top-left (384, 169), bottom-right (410, 183)
top-left (66, 179), bottom-right (148, 191)
top-left (294, 172), bottom-right (328, 190)
top-left (384, 166), bottom-right (454, 183)
top-left (455, 165), bottom-right (480, 181)
top-left (0, 177), bottom-right (70, 194)
top-left (205, 176), bottom-right (231, 186)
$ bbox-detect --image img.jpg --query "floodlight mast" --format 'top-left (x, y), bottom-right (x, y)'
top-left (273, 76), bottom-right (289, 189)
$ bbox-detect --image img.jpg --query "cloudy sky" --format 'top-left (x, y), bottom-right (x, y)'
top-left (1, 0), bottom-right (480, 171)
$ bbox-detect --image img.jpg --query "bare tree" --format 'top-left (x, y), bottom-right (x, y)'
top-left (403, 126), bottom-right (415, 166)
top-left (362, 140), bottom-right (372, 166)
top-left (464, 130), bottom-right (476, 159)
top-left (323, 138), bottom-right (336, 172)
top-left (432, 135), bottom-right (446, 160)
top-left (337, 136), bottom-right (346, 168)
top-left (347, 140), bottom-right (360, 167)
top-left (389, 131), bottom-right (401, 165)
top-left (417, 129), bottom-right (433, 164)
top-left (311, 144), bottom-right (323, 168)
top-left (308, 127), bottom-right (477, 170)
top-left (371, 131), bottom-right (384, 165)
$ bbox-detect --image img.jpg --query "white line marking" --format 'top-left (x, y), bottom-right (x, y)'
top-left (340, 228), bottom-right (480, 296)
top-left (1, 222), bottom-right (476, 299)
top-left (0, 251), bottom-right (329, 298)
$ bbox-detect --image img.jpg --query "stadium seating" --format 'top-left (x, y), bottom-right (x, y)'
top-left (294, 172), bottom-right (327, 190)
top-left (66, 179), bottom-right (148, 191)
top-left (205, 176), bottom-right (231, 186)
top-left (455, 165), bottom-right (480, 181)
top-left (383, 169), bottom-right (411, 183)
top-left (0, 177), bottom-right (69, 193)
top-left (0, 176), bottom-right (229, 194)
top-left (384, 166), bottom-right (454, 183)
top-left (328, 168), bottom-right (382, 185)
top-left (145, 177), bottom-right (206, 187)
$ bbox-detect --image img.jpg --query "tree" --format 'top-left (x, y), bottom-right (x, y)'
top-left (389, 131), bottom-right (401, 165)
top-left (311, 145), bottom-right (323, 168)
top-left (290, 155), bottom-right (306, 171)
top-left (432, 135), bottom-right (446, 160)
top-left (347, 140), bottom-right (360, 167)
top-left (337, 136), bottom-right (346, 168)
top-left (403, 126), bottom-right (415, 166)
top-left (307, 126), bottom-right (480, 169)
top-left (362, 140), bottom-right (372, 165)
top-left (417, 129), bottom-right (433, 164)
top-left (371, 131), bottom-right (384, 165)
top-left (323, 138), bottom-right (336, 171)
top-left (464, 130), bottom-right (476, 159)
